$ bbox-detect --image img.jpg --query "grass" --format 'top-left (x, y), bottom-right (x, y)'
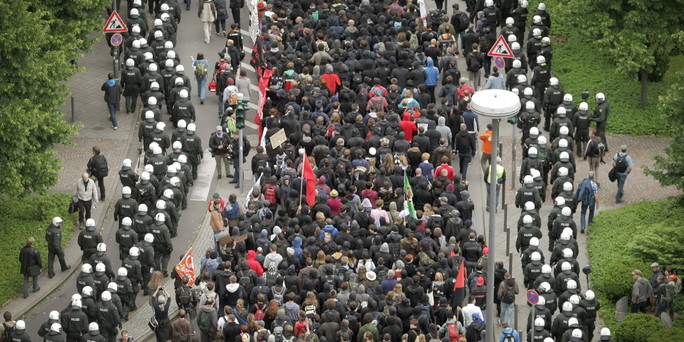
top-left (0, 193), bottom-right (76, 306)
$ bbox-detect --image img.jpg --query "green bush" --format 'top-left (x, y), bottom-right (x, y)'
top-left (646, 327), bottom-right (684, 342)
top-left (614, 314), bottom-right (665, 342)
top-left (0, 193), bottom-right (76, 306)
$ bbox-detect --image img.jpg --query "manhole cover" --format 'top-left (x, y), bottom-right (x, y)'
top-left (92, 126), bottom-right (105, 131)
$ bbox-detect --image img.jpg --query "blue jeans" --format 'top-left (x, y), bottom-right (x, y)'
top-left (107, 103), bottom-right (118, 127)
top-left (580, 203), bottom-right (595, 228)
top-left (500, 302), bottom-right (514, 326)
top-left (23, 274), bottom-right (38, 297)
top-left (197, 76), bottom-right (207, 100)
top-left (217, 92), bottom-right (224, 116)
top-left (616, 173), bottom-right (628, 202)
top-left (233, 158), bottom-right (240, 184)
top-left (486, 184), bottom-right (500, 210)
top-left (459, 153), bottom-right (472, 181)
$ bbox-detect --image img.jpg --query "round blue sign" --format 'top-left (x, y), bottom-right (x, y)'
top-left (527, 289), bottom-right (539, 305)
top-left (110, 33), bottom-right (123, 47)
top-left (494, 57), bottom-right (505, 69)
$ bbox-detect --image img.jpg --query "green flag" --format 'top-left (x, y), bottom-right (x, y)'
top-left (404, 171), bottom-right (417, 219)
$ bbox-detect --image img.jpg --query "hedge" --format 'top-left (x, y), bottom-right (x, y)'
top-left (614, 314), bottom-right (665, 342)
top-left (587, 197), bottom-right (684, 332)
top-left (0, 193), bottom-right (76, 306)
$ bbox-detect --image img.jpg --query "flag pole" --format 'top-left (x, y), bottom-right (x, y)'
top-left (299, 155), bottom-right (305, 209)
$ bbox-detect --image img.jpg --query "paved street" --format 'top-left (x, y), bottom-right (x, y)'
top-left (0, 0), bottom-right (678, 341)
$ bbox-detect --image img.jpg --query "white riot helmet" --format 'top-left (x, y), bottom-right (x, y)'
top-left (144, 233), bottom-right (154, 243)
top-left (596, 92), bottom-right (605, 101)
top-left (541, 265), bottom-right (552, 274)
top-left (132, 40), bottom-right (141, 49)
top-left (172, 141), bottom-right (182, 150)
top-left (600, 328), bottom-right (611, 337)
top-left (524, 201), bottom-right (536, 211)
top-left (107, 282), bottom-right (118, 292)
top-left (122, 186), bottom-right (132, 196)
top-left (531, 169), bottom-right (541, 179)
top-left (536, 55), bottom-right (546, 64)
top-left (560, 231), bottom-right (572, 241)
top-left (558, 167), bottom-right (569, 177)
top-left (523, 215), bottom-right (533, 225)
top-left (149, 64), bottom-right (158, 72)
top-left (170, 177), bottom-right (180, 186)
top-left (118, 267), bottom-right (128, 277)
top-left (537, 135), bottom-right (547, 144)
top-left (485, 0), bottom-right (494, 6)
top-left (513, 59), bottom-right (522, 68)
top-left (155, 213), bottom-right (165, 222)
top-left (559, 139), bottom-right (568, 148)
top-left (178, 155), bottom-right (187, 163)
top-left (542, 37), bottom-right (551, 44)
top-left (82, 286), bottom-right (93, 297)
top-left (559, 126), bottom-right (570, 136)
top-left (561, 207), bottom-right (572, 217)
top-left (148, 97), bottom-right (158, 106)
top-left (49, 310), bottom-right (60, 320)
top-left (154, 31), bottom-right (164, 40)
top-left (101, 291), bottom-right (111, 301)
top-left (177, 119), bottom-right (187, 129)
top-left (579, 102), bottom-right (589, 111)
top-left (152, 146), bottom-right (162, 155)
top-left (529, 127), bottom-right (539, 137)
top-left (95, 263), bottom-right (106, 273)
top-left (562, 181), bottom-right (573, 191)
top-left (538, 2), bottom-right (546, 10)
top-left (89, 322), bottom-right (99, 332)
top-left (81, 264), bottom-right (92, 274)
top-left (539, 282), bottom-right (551, 292)
top-left (534, 317), bottom-right (545, 327)
top-left (138, 203), bottom-right (148, 212)
top-left (156, 122), bottom-right (166, 131)
top-left (174, 77), bottom-right (184, 86)
top-left (562, 262), bottom-right (572, 272)
top-left (563, 248), bottom-right (574, 258)
top-left (563, 94), bottom-right (573, 103)
top-left (524, 87), bottom-right (534, 97)
top-left (585, 290), bottom-right (595, 300)
top-left (85, 218), bottom-right (96, 228)
top-left (122, 158), bottom-right (133, 168)
top-left (569, 295), bottom-right (580, 305)
top-left (571, 329), bottom-right (582, 338)
top-left (557, 107), bottom-right (567, 117)
top-left (96, 243), bottom-right (107, 252)
top-left (179, 89), bottom-right (189, 99)
top-left (555, 196), bottom-right (565, 207)
top-left (523, 175), bottom-right (534, 184)
top-left (528, 146), bottom-right (538, 157)
top-left (15, 321), bottom-right (25, 331)
top-left (521, 0), bottom-right (528, 8)
top-left (161, 3), bottom-right (169, 11)
top-left (549, 77), bottom-right (559, 86)
top-left (168, 51), bottom-right (176, 59)
top-left (50, 323), bottom-right (61, 333)
top-left (512, 42), bottom-right (521, 51)
top-left (517, 74), bottom-right (527, 83)
top-left (532, 28), bottom-right (541, 38)
top-left (145, 163), bottom-right (155, 172)
top-left (129, 246), bottom-right (140, 257)
top-left (187, 123), bottom-right (196, 132)
top-left (529, 237), bottom-right (540, 247)
top-left (156, 200), bottom-right (166, 210)
top-left (164, 41), bottom-right (174, 49)
top-left (562, 302), bottom-right (573, 312)
top-left (52, 216), bottom-right (63, 226)
top-left (163, 189), bottom-right (174, 199)
top-left (567, 279), bottom-right (578, 290)
top-left (125, 58), bottom-right (135, 67)
top-left (122, 217), bottom-right (132, 226)
top-left (176, 65), bottom-right (185, 73)
top-left (531, 252), bottom-right (541, 261)
top-left (505, 17), bottom-right (514, 25)
top-left (130, 8), bottom-right (139, 17)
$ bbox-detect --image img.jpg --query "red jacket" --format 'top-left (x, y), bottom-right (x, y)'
top-left (246, 250), bottom-right (263, 276)
top-left (399, 113), bottom-right (417, 141)
top-left (435, 164), bottom-right (455, 181)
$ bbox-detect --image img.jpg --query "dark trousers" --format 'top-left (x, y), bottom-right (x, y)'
top-left (78, 200), bottom-right (92, 224)
top-left (631, 301), bottom-right (648, 313)
top-left (95, 176), bottom-right (106, 200)
top-left (231, 8), bottom-right (241, 26)
top-left (47, 246), bottom-right (68, 276)
top-left (215, 19), bottom-right (227, 33)
top-left (23, 274), bottom-right (39, 297)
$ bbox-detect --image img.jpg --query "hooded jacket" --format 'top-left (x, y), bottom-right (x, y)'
top-left (247, 250), bottom-right (264, 276)
top-left (424, 58), bottom-right (440, 86)
top-left (436, 116), bottom-right (452, 143)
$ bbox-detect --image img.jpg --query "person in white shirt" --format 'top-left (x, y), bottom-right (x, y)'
top-left (461, 295), bottom-right (484, 327)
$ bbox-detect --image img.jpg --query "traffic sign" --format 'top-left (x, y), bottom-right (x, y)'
top-left (487, 35), bottom-right (514, 58)
top-left (494, 57), bottom-right (505, 69)
top-left (102, 10), bottom-right (128, 33)
top-left (527, 289), bottom-right (540, 305)
top-left (110, 33), bottom-right (123, 47)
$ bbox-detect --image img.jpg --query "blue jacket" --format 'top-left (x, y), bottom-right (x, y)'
top-left (499, 328), bottom-right (520, 342)
top-left (424, 58), bottom-right (440, 86)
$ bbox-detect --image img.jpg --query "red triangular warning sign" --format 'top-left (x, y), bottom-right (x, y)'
top-left (102, 11), bottom-right (128, 33)
top-left (487, 35), bottom-right (515, 58)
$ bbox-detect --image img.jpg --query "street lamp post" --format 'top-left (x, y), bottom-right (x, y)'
top-left (470, 89), bottom-right (521, 341)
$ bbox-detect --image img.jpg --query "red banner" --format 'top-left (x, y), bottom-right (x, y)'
top-left (255, 68), bottom-right (273, 139)
top-left (174, 249), bottom-right (195, 286)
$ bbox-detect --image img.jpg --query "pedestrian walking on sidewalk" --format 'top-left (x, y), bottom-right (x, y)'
top-left (75, 172), bottom-right (98, 229)
top-left (87, 146), bottom-right (109, 201)
top-left (198, 0), bottom-right (217, 44)
top-left (576, 171), bottom-right (599, 233)
top-left (192, 52), bottom-right (210, 104)
top-left (612, 144), bottom-right (633, 203)
top-left (214, 0), bottom-right (228, 36)
top-left (45, 217), bottom-right (71, 278)
top-left (101, 73), bottom-right (123, 130)
top-left (19, 237), bottom-right (42, 298)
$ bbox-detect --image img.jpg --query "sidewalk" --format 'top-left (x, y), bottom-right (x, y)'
top-left (1, 32), bottom-right (139, 319)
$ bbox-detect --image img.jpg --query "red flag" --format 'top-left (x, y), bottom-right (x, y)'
top-left (174, 249), bottom-right (195, 286)
top-left (454, 258), bottom-right (465, 290)
top-left (255, 68), bottom-right (273, 139)
top-left (302, 152), bottom-right (317, 207)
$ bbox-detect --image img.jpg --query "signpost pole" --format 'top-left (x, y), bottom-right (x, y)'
top-left (112, 0), bottom-right (120, 78)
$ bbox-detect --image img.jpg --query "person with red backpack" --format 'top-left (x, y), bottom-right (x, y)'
top-left (438, 312), bottom-right (465, 342)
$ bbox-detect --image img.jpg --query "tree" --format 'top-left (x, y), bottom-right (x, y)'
top-left (564, 0), bottom-right (684, 104)
top-left (645, 72), bottom-right (684, 192)
top-left (0, 0), bottom-right (109, 196)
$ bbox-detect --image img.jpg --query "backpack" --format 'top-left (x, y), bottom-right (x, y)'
top-left (272, 285), bottom-right (285, 305)
top-left (195, 62), bottom-right (207, 77)
top-left (466, 52), bottom-right (482, 72)
top-left (501, 284), bottom-right (516, 304)
top-left (198, 309), bottom-right (213, 333)
top-left (502, 333), bottom-right (515, 342)
top-left (614, 154), bottom-right (628, 173)
top-left (264, 184), bottom-right (277, 205)
top-left (591, 140), bottom-right (605, 158)
top-left (177, 285), bottom-right (194, 308)
top-left (238, 271), bottom-right (253, 293)
top-left (254, 303), bottom-right (267, 321)
top-left (265, 262), bottom-right (279, 286)
top-left (447, 322), bottom-right (462, 342)
top-left (458, 12), bottom-right (470, 31)
top-left (3, 322), bottom-right (14, 342)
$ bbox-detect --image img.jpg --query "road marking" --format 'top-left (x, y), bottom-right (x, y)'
top-left (189, 150), bottom-right (214, 201)
top-left (241, 62), bottom-right (254, 72)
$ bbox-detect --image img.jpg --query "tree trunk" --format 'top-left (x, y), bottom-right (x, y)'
top-left (640, 69), bottom-right (648, 105)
